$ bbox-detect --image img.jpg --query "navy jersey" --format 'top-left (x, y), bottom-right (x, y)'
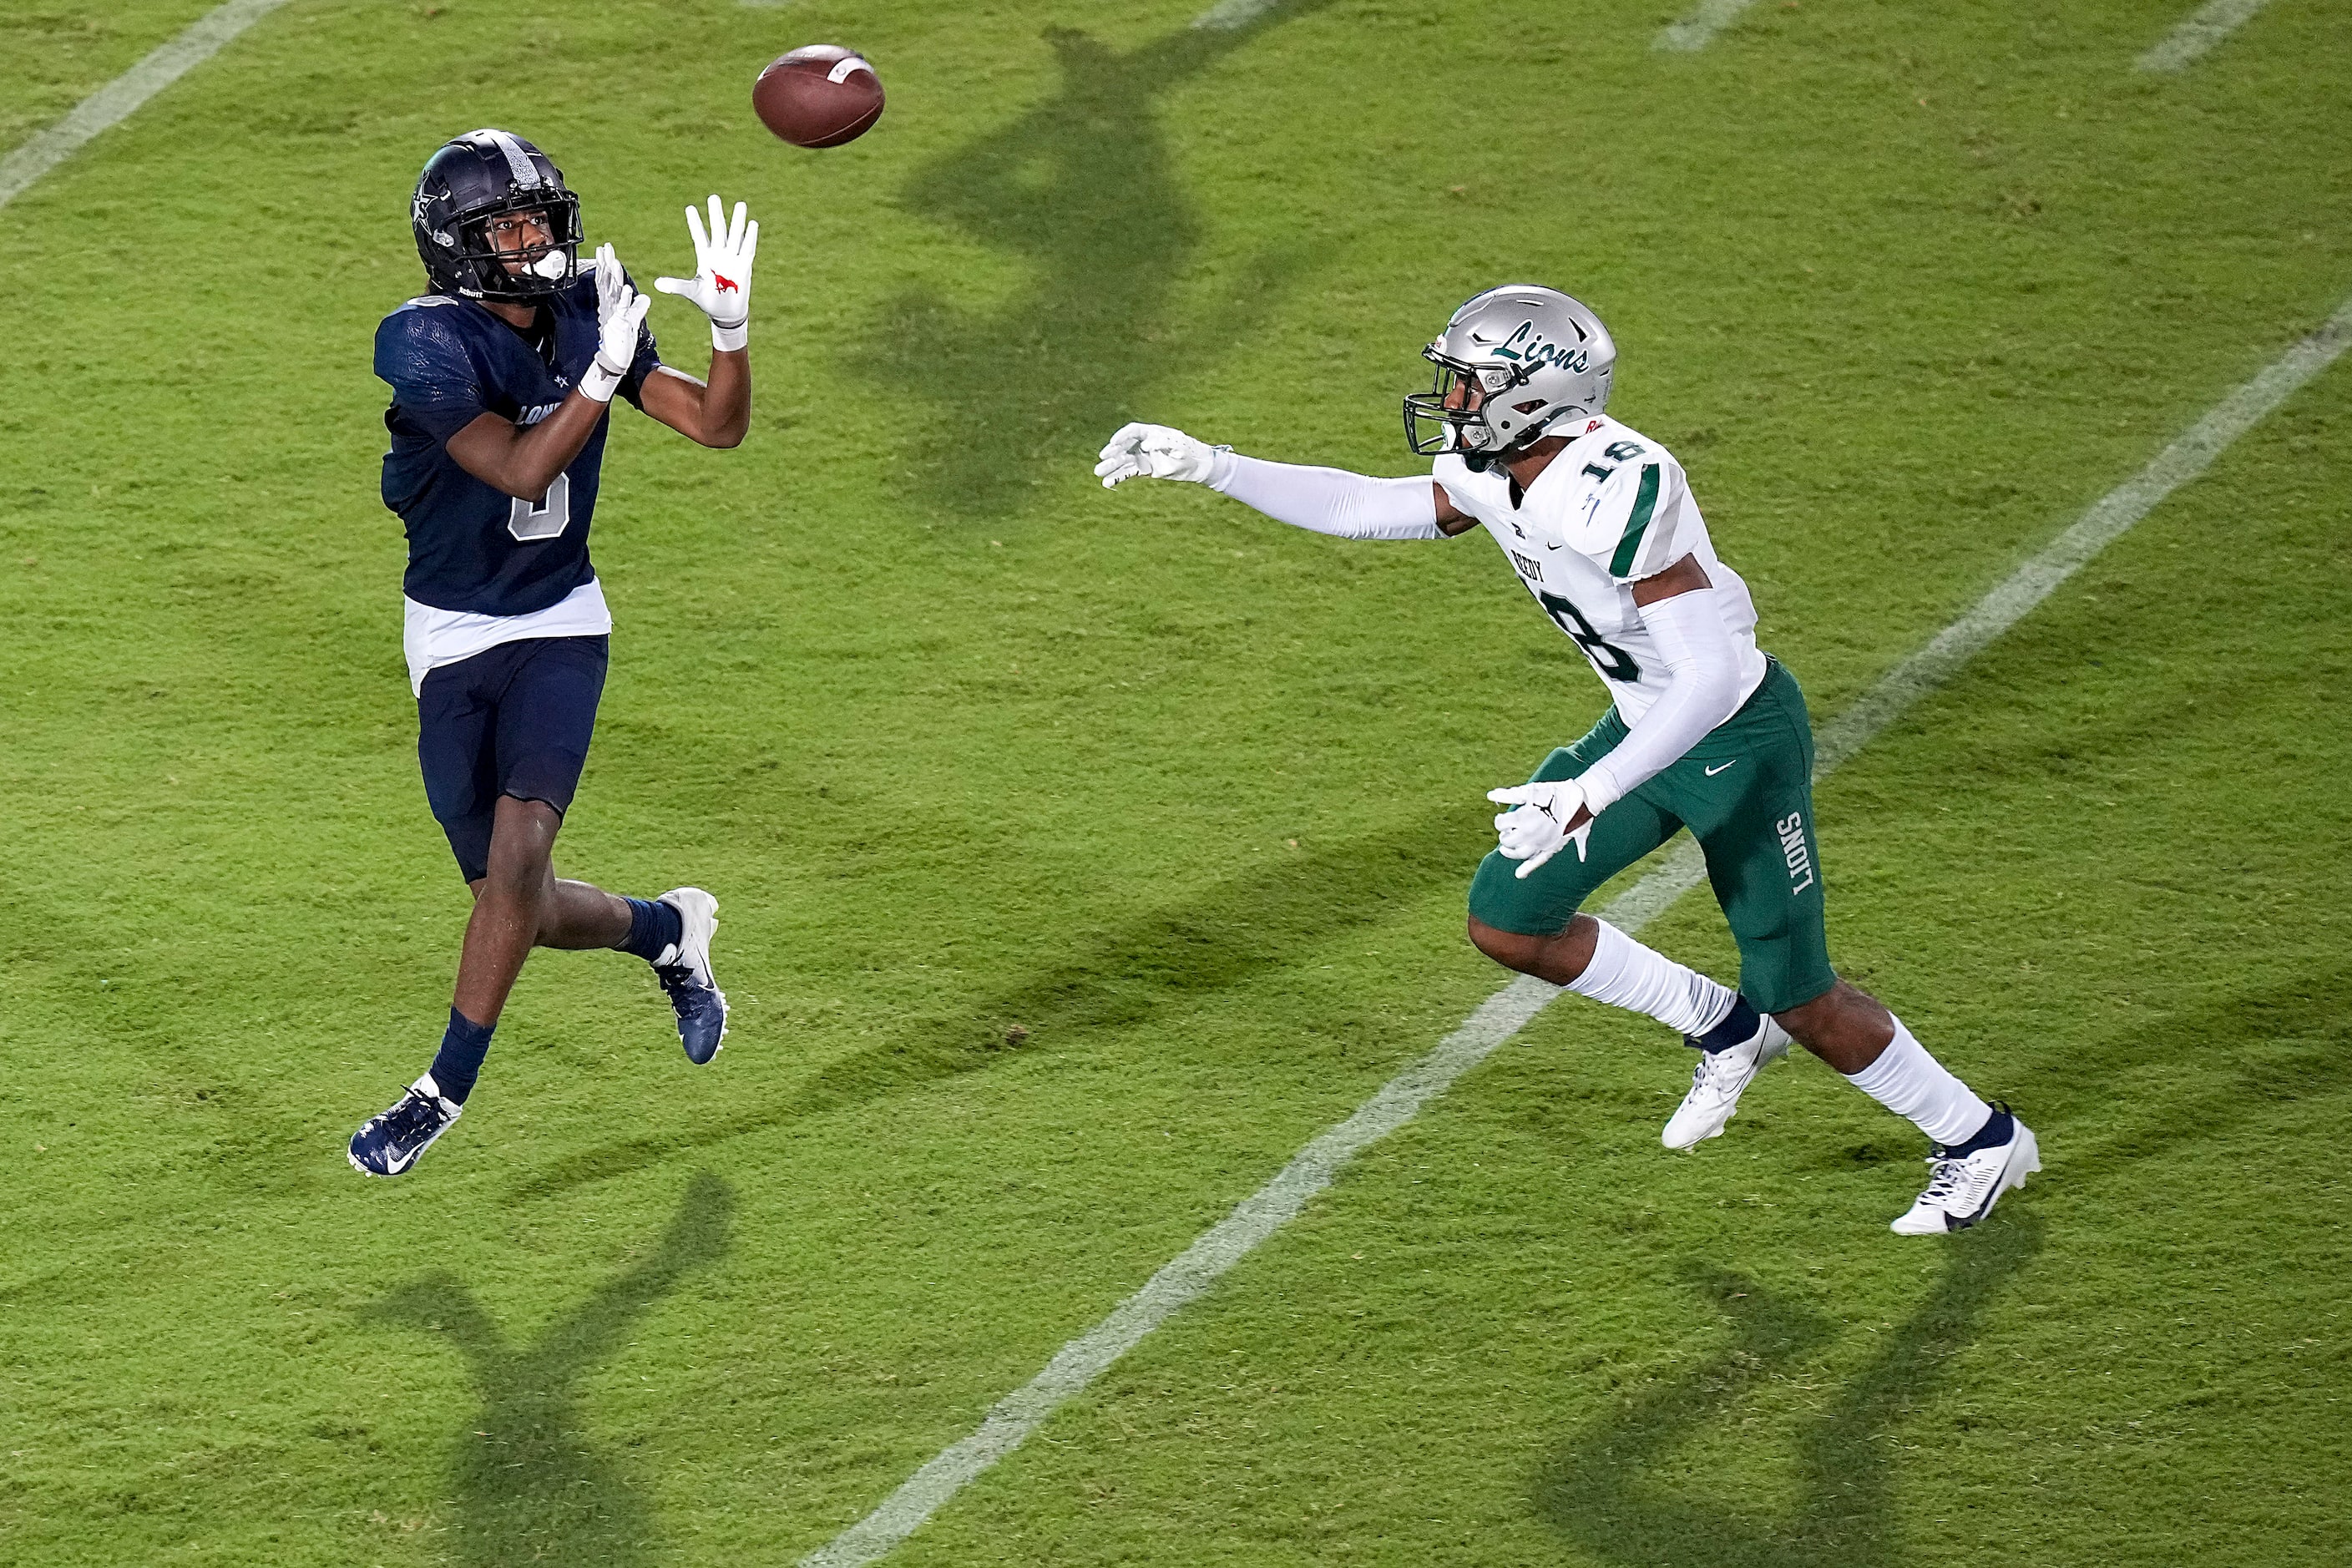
top-left (375, 268), bottom-right (662, 616)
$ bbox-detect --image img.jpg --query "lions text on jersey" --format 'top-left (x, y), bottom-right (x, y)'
top-left (1435, 416), bottom-right (1768, 721)
top-left (374, 263), bottom-right (662, 620)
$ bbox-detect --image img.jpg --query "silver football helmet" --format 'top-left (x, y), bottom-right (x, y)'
top-left (1403, 285), bottom-right (1616, 468)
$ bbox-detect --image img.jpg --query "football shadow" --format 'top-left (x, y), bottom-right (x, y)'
top-left (510, 800), bottom-right (1477, 1203)
top-left (363, 1173), bottom-right (733, 1567)
top-left (864, 3), bottom-right (1338, 518)
top-left (1534, 1217), bottom-right (2044, 1568)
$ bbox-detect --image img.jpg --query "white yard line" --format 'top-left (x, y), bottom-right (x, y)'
top-left (797, 290), bottom-right (2352, 1567)
top-left (2137, 0), bottom-right (2274, 72)
top-left (1655, 0), bottom-right (1762, 53)
top-left (0, 0), bottom-right (289, 212)
top-left (1194, 0), bottom-right (1285, 30)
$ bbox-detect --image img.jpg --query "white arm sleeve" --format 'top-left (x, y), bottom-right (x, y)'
top-left (1574, 589), bottom-right (1746, 813)
top-left (1206, 453), bottom-right (1442, 540)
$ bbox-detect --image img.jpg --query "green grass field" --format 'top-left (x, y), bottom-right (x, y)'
top-left (3, 0), bottom-right (2348, 1563)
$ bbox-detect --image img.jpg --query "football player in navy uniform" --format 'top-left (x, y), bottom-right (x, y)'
top-left (349, 129), bottom-right (761, 1176)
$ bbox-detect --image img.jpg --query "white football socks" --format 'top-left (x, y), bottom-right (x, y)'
top-left (1562, 923), bottom-right (1993, 1146)
top-left (1842, 1019), bottom-right (1990, 1146)
top-left (1564, 918), bottom-right (1739, 1039)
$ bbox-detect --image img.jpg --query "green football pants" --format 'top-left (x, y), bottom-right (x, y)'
top-left (1466, 658), bottom-right (1838, 1014)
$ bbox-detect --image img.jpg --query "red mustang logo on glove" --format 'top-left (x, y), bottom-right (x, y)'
top-left (715, 274), bottom-right (741, 294)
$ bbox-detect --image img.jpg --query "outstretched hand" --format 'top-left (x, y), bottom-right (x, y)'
top-left (655, 195), bottom-right (757, 348)
top-left (1095, 422), bottom-right (1225, 488)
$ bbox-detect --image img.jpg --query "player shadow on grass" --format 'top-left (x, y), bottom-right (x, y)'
top-left (511, 802), bottom-right (1477, 1203)
top-left (1535, 1216), bottom-right (2044, 1568)
top-left (866, 3), bottom-right (1339, 519)
top-left (508, 872), bottom-right (2350, 1211)
top-left (364, 1173), bottom-right (733, 1568)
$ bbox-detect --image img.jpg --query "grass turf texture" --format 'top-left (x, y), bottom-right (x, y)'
top-left (0, 0), bottom-right (2345, 1563)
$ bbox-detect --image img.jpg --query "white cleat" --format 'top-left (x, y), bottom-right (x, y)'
top-left (1662, 1009), bottom-right (1791, 1151)
top-left (1891, 1107), bottom-right (2041, 1234)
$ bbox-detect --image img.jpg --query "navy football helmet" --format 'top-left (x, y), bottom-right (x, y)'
top-left (410, 129), bottom-right (584, 302)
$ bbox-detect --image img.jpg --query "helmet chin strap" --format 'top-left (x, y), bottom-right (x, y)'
top-left (1530, 405), bottom-right (1591, 442)
top-left (1464, 405), bottom-right (1589, 473)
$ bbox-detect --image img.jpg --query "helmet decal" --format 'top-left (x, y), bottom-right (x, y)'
top-left (409, 129), bottom-right (582, 303)
top-left (1403, 286), bottom-right (1616, 463)
top-left (480, 129), bottom-right (544, 190)
top-left (1490, 320), bottom-right (1590, 374)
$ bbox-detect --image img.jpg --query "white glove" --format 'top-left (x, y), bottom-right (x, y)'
top-left (580, 243), bottom-right (650, 404)
top-left (655, 195), bottom-right (758, 352)
top-left (1485, 779), bottom-right (1597, 880)
top-left (1095, 422), bottom-right (1230, 488)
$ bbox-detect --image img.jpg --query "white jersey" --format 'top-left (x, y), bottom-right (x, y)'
top-left (1434, 415), bottom-right (1768, 724)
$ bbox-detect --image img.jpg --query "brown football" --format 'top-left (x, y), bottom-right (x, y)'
top-left (753, 45), bottom-right (885, 149)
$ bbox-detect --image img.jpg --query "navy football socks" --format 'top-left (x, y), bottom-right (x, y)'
top-left (1943, 1104), bottom-right (2015, 1157)
top-left (1695, 997), bottom-right (1763, 1054)
top-left (428, 1006), bottom-right (496, 1105)
top-left (424, 900), bottom-right (680, 1107)
top-left (620, 896), bottom-right (684, 964)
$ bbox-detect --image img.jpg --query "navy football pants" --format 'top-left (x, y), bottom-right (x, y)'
top-left (416, 635), bottom-right (608, 883)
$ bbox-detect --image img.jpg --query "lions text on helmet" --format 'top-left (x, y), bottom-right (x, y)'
top-left (1404, 286), bottom-right (1616, 470)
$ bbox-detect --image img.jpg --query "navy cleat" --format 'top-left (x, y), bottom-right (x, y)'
top-left (653, 887), bottom-right (728, 1065)
top-left (348, 1075), bottom-right (463, 1177)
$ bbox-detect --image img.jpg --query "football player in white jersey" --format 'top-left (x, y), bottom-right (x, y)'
top-left (1095, 285), bottom-right (2039, 1235)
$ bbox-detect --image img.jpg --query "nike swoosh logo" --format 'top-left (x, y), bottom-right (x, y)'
top-left (1704, 761), bottom-right (1737, 776)
top-left (1544, 540), bottom-right (1563, 549)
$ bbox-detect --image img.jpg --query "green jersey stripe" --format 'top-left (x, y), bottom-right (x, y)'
top-left (1635, 471), bottom-right (1682, 577)
top-left (1610, 463), bottom-right (1662, 577)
